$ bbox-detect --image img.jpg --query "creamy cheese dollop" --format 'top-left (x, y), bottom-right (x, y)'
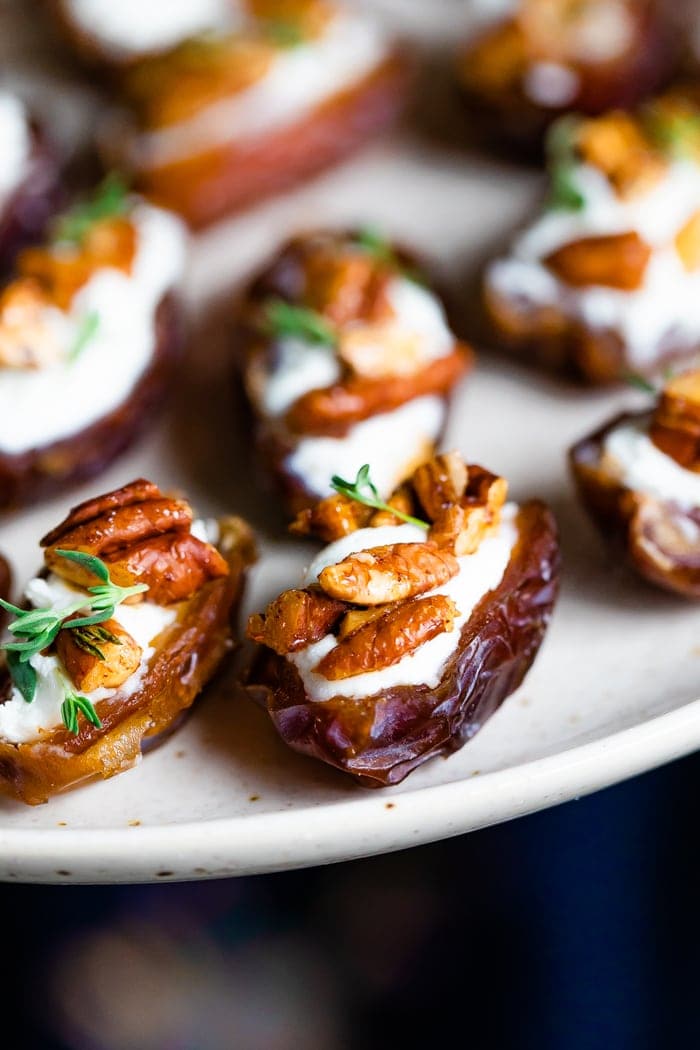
top-left (487, 160), bottom-right (700, 366)
top-left (0, 202), bottom-right (187, 454)
top-left (131, 8), bottom-right (389, 167)
top-left (603, 417), bottom-right (700, 509)
top-left (63, 0), bottom-right (240, 58)
top-left (290, 508), bottom-right (519, 701)
top-left (0, 572), bottom-right (178, 744)
top-left (0, 92), bottom-right (30, 209)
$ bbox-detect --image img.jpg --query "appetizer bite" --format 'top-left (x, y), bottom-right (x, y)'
top-left (98, 1), bottom-right (407, 226)
top-left (0, 175), bottom-right (187, 508)
top-left (571, 369), bottom-right (700, 597)
top-left (236, 230), bottom-right (472, 516)
top-left (246, 453), bottom-right (559, 786)
top-left (484, 92), bottom-right (700, 383)
top-left (0, 90), bottom-right (62, 271)
top-left (0, 478), bottom-right (255, 804)
top-left (456, 0), bottom-right (675, 152)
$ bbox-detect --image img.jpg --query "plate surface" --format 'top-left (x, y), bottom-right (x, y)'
top-left (2, 3), bottom-right (700, 884)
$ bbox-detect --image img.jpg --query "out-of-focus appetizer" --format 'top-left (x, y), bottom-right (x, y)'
top-left (246, 452), bottom-right (559, 786)
top-left (0, 175), bottom-right (187, 509)
top-left (95, 1), bottom-right (408, 226)
top-left (0, 479), bottom-right (255, 804)
top-left (236, 230), bottom-right (472, 517)
top-left (456, 0), bottom-right (675, 152)
top-left (484, 93), bottom-right (700, 384)
top-left (0, 90), bottom-right (63, 271)
top-left (571, 369), bottom-right (700, 597)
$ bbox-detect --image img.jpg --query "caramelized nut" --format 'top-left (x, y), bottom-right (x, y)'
top-left (247, 586), bottom-right (345, 654)
top-left (290, 493), bottom-right (372, 542)
top-left (676, 211), bottom-right (700, 273)
top-left (103, 532), bottom-right (229, 605)
top-left (56, 617), bottom-right (142, 692)
top-left (314, 595), bottom-right (458, 680)
top-left (412, 452), bottom-right (468, 520)
top-left (369, 484), bottom-right (417, 528)
top-left (0, 278), bottom-right (62, 370)
top-left (318, 542), bottom-right (458, 605)
top-left (650, 369), bottom-right (700, 471)
top-left (545, 232), bottom-right (652, 291)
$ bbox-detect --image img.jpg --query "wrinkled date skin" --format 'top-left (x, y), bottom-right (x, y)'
top-left (571, 411), bottom-right (700, 597)
top-left (0, 518), bottom-right (254, 805)
top-left (117, 53), bottom-right (409, 228)
top-left (483, 279), bottom-right (694, 385)
top-left (0, 124), bottom-right (63, 274)
top-left (247, 501), bottom-right (560, 786)
top-left (0, 293), bottom-right (182, 509)
top-left (457, 2), bottom-right (676, 155)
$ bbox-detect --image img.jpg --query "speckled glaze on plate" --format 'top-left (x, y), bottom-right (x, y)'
top-left (1, 0), bottom-right (699, 883)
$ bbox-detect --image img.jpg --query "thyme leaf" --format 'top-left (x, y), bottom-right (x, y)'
top-left (546, 117), bottom-right (586, 212)
top-left (623, 372), bottom-right (657, 394)
top-left (53, 173), bottom-right (130, 246)
top-left (264, 299), bottom-right (337, 347)
top-left (331, 464), bottom-right (429, 529)
top-left (68, 311), bottom-right (100, 363)
top-left (61, 691), bottom-right (102, 735)
top-left (264, 19), bottom-right (305, 47)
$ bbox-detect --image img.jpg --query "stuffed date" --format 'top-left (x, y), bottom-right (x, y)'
top-left (236, 229), bottom-right (472, 517)
top-left (456, 0), bottom-right (676, 153)
top-left (570, 368), bottom-right (700, 597)
top-left (80, 0), bottom-right (408, 227)
top-left (0, 175), bottom-right (187, 508)
top-left (245, 451), bottom-right (560, 786)
top-left (0, 478), bottom-right (256, 804)
top-left (484, 91), bottom-right (700, 383)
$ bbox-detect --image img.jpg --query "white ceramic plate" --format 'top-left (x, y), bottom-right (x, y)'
top-left (3, 4), bottom-right (700, 884)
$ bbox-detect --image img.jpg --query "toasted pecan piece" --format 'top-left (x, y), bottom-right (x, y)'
top-left (290, 493), bottom-right (372, 542)
top-left (576, 112), bottom-right (665, 199)
top-left (338, 324), bottom-right (433, 380)
top-left (545, 232), bottom-right (651, 291)
top-left (314, 595), bottom-right (458, 680)
top-left (285, 347), bottom-right (469, 436)
top-left (304, 251), bottom-right (392, 327)
top-left (247, 586), bottom-right (346, 654)
top-left (0, 278), bottom-right (62, 370)
top-left (412, 452), bottom-right (468, 520)
top-left (103, 532), bottom-right (229, 605)
top-left (369, 484), bottom-right (417, 528)
top-left (44, 499), bottom-right (194, 586)
top-left (42, 479), bottom-right (162, 546)
top-left (56, 617), bottom-right (142, 693)
top-left (319, 542), bottom-right (458, 605)
top-left (650, 369), bottom-right (700, 471)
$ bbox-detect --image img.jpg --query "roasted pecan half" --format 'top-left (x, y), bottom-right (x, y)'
top-left (304, 250), bottom-right (393, 327)
top-left (103, 532), bottom-right (230, 604)
top-left (41, 480), bottom-right (162, 546)
top-left (545, 232), bottom-right (652, 291)
top-left (247, 586), bottom-right (346, 655)
top-left (318, 542), bottom-right (458, 605)
top-left (412, 451), bottom-right (468, 520)
top-left (0, 278), bottom-right (62, 370)
top-left (56, 616), bottom-right (142, 693)
top-left (314, 595), bottom-right (458, 680)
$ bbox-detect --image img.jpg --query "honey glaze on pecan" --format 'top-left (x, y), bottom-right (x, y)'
top-left (249, 451), bottom-right (511, 679)
top-left (42, 478), bottom-right (229, 605)
top-left (649, 369), bottom-right (700, 472)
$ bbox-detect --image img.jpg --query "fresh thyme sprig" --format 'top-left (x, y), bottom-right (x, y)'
top-left (354, 227), bottom-right (425, 285)
top-left (60, 690), bottom-right (102, 735)
top-left (264, 299), bottom-right (337, 347)
top-left (0, 550), bottom-right (147, 711)
top-left (645, 106), bottom-right (700, 160)
top-left (68, 311), bottom-right (100, 363)
top-left (546, 117), bottom-right (586, 212)
top-left (331, 464), bottom-right (429, 529)
top-left (623, 372), bottom-right (657, 394)
top-left (53, 173), bottom-right (130, 246)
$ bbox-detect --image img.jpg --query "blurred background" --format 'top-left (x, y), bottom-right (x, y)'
top-left (3, 1), bottom-right (700, 1046)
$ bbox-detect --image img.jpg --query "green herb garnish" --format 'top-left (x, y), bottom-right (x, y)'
top-left (623, 372), bottom-right (657, 394)
top-left (53, 173), bottom-right (130, 246)
top-left (68, 311), bottom-right (100, 363)
top-left (264, 299), bottom-right (337, 347)
top-left (264, 19), bottom-right (305, 48)
top-left (69, 623), bottom-right (122, 661)
top-left (645, 107), bottom-right (700, 160)
top-left (546, 117), bottom-right (586, 212)
top-left (331, 464), bottom-right (429, 529)
top-left (354, 227), bottom-right (426, 285)
top-left (0, 550), bottom-right (147, 725)
top-left (60, 691), bottom-right (102, 735)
